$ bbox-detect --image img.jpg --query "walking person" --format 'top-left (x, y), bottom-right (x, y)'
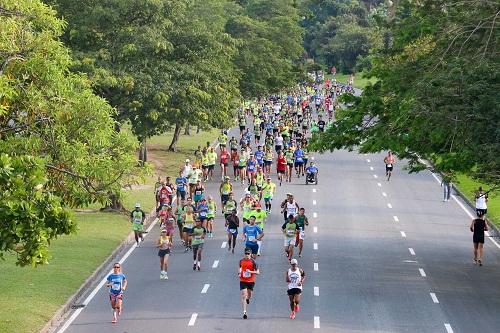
top-left (441, 173), bottom-right (452, 202)
top-left (156, 229), bottom-right (171, 279)
top-left (475, 186), bottom-right (489, 217)
top-left (130, 203), bottom-right (146, 247)
top-left (286, 258), bottom-right (305, 319)
top-left (239, 248), bottom-right (260, 319)
top-left (106, 263), bottom-right (127, 324)
top-left (470, 212), bottom-right (488, 266)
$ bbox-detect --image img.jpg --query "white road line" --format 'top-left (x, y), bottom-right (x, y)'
top-left (311, 156), bottom-right (315, 161)
top-left (393, 215), bottom-right (399, 222)
top-left (313, 212), bottom-right (318, 218)
top-left (409, 248), bottom-right (415, 256)
top-left (430, 173), bottom-right (500, 250)
top-left (314, 263), bottom-right (319, 271)
top-left (444, 323), bottom-right (454, 333)
top-left (366, 159), bottom-right (371, 163)
top-left (313, 226), bottom-right (318, 233)
top-left (312, 188), bottom-right (317, 193)
top-left (377, 182), bottom-right (382, 187)
top-left (419, 268), bottom-right (427, 277)
top-left (201, 284), bottom-right (210, 294)
top-left (373, 174), bottom-right (378, 179)
top-left (387, 203), bottom-right (392, 208)
top-left (370, 166), bottom-right (374, 170)
top-left (313, 243), bottom-right (318, 250)
top-left (400, 231), bottom-right (407, 238)
top-left (314, 286), bottom-right (319, 296)
top-left (57, 218), bottom-right (159, 333)
top-left (313, 200), bottom-right (317, 205)
top-left (212, 260), bottom-right (219, 268)
top-left (221, 241), bottom-right (227, 248)
top-left (314, 316), bottom-right (320, 329)
top-left (382, 192), bottom-right (387, 197)
top-left (430, 293), bottom-right (439, 303)
top-left (188, 313), bottom-right (198, 326)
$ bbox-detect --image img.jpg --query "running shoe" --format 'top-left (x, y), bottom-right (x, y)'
top-left (112, 312), bottom-right (117, 323)
top-left (197, 264), bottom-right (201, 271)
top-left (478, 259), bottom-right (483, 266)
top-left (294, 304), bottom-right (300, 312)
top-left (289, 311), bottom-right (296, 319)
top-left (193, 264), bottom-right (197, 270)
top-left (243, 312), bottom-right (248, 319)
top-left (246, 298), bottom-right (250, 304)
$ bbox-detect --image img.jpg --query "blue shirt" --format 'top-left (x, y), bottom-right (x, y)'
top-left (294, 149), bottom-right (304, 162)
top-left (243, 224), bottom-right (262, 245)
top-left (247, 160), bottom-right (257, 172)
top-left (307, 166), bottom-right (318, 174)
top-left (176, 177), bottom-right (187, 191)
top-left (255, 151), bottom-right (264, 164)
top-left (197, 203), bottom-right (209, 218)
top-left (107, 273), bottom-right (126, 295)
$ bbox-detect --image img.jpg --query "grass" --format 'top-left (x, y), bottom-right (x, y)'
top-left (0, 128), bottom-right (218, 333)
top-left (455, 174), bottom-right (499, 227)
top-left (325, 72), bottom-right (378, 90)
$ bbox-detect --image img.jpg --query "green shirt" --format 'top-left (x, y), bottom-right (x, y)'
top-left (296, 215), bottom-right (307, 229)
top-left (192, 226), bottom-right (206, 245)
top-left (284, 222), bottom-right (297, 238)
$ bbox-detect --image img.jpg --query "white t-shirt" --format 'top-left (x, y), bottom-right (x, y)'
top-left (476, 194), bottom-right (487, 209)
top-left (275, 136), bottom-right (284, 146)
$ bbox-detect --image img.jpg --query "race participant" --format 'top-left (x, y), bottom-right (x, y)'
top-left (475, 186), bottom-right (489, 217)
top-left (282, 215), bottom-right (298, 260)
top-left (206, 196), bottom-right (217, 238)
top-left (240, 192), bottom-right (255, 223)
top-left (194, 145), bottom-right (203, 168)
top-left (181, 159), bottom-right (192, 179)
top-left (238, 115), bottom-right (247, 135)
top-left (201, 149), bottom-right (210, 181)
top-left (226, 210), bottom-right (240, 253)
top-left (242, 216), bottom-right (264, 259)
top-left (317, 116), bottom-right (326, 132)
top-left (470, 211), bottom-right (488, 266)
top-left (164, 176), bottom-right (175, 205)
top-left (219, 176), bottom-right (233, 207)
top-left (207, 147), bottom-right (217, 181)
top-left (294, 208), bottom-right (309, 257)
top-left (384, 151), bottom-right (396, 181)
top-left (306, 161), bottom-right (318, 183)
top-left (254, 120), bottom-right (261, 144)
top-left (106, 263), bottom-right (127, 323)
top-left (275, 133), bottom-right (284, 153)
top-left (255, 146), bottom-right (265, 170)
top-left (263, 147), bottom-right (274, 176)
top-left (231, 148), bottom-right (240, 180)
top-left (191, 219), bottom-right (207, 271)
top-left (182, 205), bottom-right (196, 252)
top-left (239, 248), bottom-right (260, 319)
top-left (218, 130), bottom-right (228, 150)
top-left (285, 148), bottom-right (294, 183)
top-left (281, 194), bottom-right (299, 222)
top-left (286, 259), bottom-right (305, 319)
top-left (159, 205), bottom-right (176, 241)
top-left (247, 178), bottom-right (260, 202)
top-left (130, 203), bottom-right (146, 247)
top-left (293, 145), bottom-right (305, 177)
top-left (187, 166), bottom-right (201, 199)
top-left (175, 199), bottom-right (186, 242)
top-left (246, 154), bottom-right (257, 185)
top-left (196, 197), bottom-right (209, 228)
top-left (251, 205), bottom-right (267, 256)
top-left (276, 150), bottom-right (287, 186)
top-left (238, 149), bottom-right (248, 185)
top-left (193, 179), bottom-right (205, 204)
top-left (220, 146), bottom-right (230, 180)
top-left (175, 170), bottom-right (188, 204)
top-left (262, 177), bottom-right (276, 212)
top-left (229, 136), bottom-right (239, 152)
top-left (157, 182), bottom-right (172, 212)
top-left (223, 192), bottom-right (238, 219)
top-left (156, 229), bottom-right (172, 280)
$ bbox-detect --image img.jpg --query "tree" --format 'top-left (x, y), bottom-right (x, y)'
top-left (309, 0), bottom-right (500, 186)
top-left (0, 0), bottom-right (141, 265)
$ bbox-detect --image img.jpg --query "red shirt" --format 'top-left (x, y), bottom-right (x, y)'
top-left (159, 187), bottom-right (171, 204)
top-left (239, 258), bottom-right (258, 283)
top-left (277, 156), bottom-right (286, 171)
top-left (220, 151), bottom-right (229, 164)
top-left (231, 152), bottom-right (239, 166)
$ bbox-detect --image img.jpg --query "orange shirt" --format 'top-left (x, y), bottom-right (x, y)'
top-left (239, 258), bottom-right (258, 283)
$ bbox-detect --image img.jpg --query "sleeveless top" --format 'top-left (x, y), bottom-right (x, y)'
top-left (287, 268), bottom-right (303, 290)
top-left (286, 202), bottom-right (298, 217)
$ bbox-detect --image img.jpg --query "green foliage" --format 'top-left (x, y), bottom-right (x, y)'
top-left (310, 0), bottom-right (500, 187)
top-left (0, 0), bottom-right (141, 265)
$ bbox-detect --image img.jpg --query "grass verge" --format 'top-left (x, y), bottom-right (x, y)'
top-left (0, 129), bottom-right (218, 333)
top-left (325, 72), bottom-right (378, 90)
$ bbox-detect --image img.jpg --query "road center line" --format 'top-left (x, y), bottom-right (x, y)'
top-left (314, 286), bottom-right (319, 296)
top-left (373, 174), bottom-right (378, 179)
top-left (311, 156), bottom-right (315, 161)
top-left (430, 293), bottom-right (439, 303)
top-left (314, 263), bottom-right (319, 271)
top-left (444, 323), bottom-right (454, 333)
top-left (312, 188), bottom-right (316, 193)
top-left (382, 192), bottom-right (387, 197)
top-left (377, 182), bottom-right (382, 187)
top-left (393, 216), bottom-right (399, 222)
top-left (370, 166), bottom-right (374, 170)
top-left (387, 203), bottom-right (392, 208)
top-left (419, 268), bottom-right (427, 277)
top-left (313, 243), bottom-right (318, 250)
top-left (314, 316), bottom-right (320, 329)
top-left (366, 159), bottom-right (371, 163)
top-left (313, 212), bottom-right (318, 218)
top-left (188, 313), bottom-right (198, 326)
top-left (221, 241), bottom-right (227, 248)
top-left (313, 226), bottom-right (318, 233)
top-left (212, 260), bottom-right (219, 268)
top-left (201, 284), bottom-right (210, 294)
top-left (313, 200), bottom-right (317, 205)
top-left (400, 231), bottom-right (407, 238)
top-left (409, 248), bottom-right (415, 255)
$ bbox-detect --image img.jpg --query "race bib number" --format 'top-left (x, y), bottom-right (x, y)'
top-left (194, 236), bottom-right (202, 241)
top-left (287, 229), bottom-right (295, 236)
top-left (243, 270), bottom-right (251, 278)
top-left (133, 218), bottom-right (142, 224)
top-left (111, 283), bottom-right (121, 291)
top-left (387, 163), bottom-right (393, 167)
top-left (248, 236), bottom-right (256, 242)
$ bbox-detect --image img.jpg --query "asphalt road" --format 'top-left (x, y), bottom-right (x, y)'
top-left (58, 130), bottom-right (500, 333)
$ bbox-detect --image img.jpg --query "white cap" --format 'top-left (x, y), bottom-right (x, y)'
top-left (290, 258), bottom-right (298, 265)
top-left (135, 203), bottom-right (141, 208)
top-left (185, 159), bottom-right (190, 163)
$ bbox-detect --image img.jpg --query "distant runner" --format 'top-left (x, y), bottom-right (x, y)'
top-left (106, 263), bottom-right (127, 324)
top-left (384, 151), bottom-right (396, 181)
top-left (130, 203), bottom-right (146, 247)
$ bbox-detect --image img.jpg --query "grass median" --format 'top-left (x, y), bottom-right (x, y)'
top-left (0, 129), bottom-right (218, 333)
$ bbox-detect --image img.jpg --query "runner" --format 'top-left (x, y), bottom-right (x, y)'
top-left (470, 212), bottom-right (488, 266)
top-left (220, 146), bottom-right (230, 181)
top-left (191, 219), bottom-right (207, 271)
top-left (262, 177), bottom-right (276, 212)
top-left (239, 248), bottom-right (260, 319)
top-left (242, 216), bottom-right (264, 259)
top-left (226, 210), bottom-right (240, 253)
top-left (281, 194), bottom-right (299, 222)
top-left (156, 229), bottom-right (171, 279)
top-left (263, 147), bottom-right (274, 176)
top-left (240, 192), bottom-right (255, 224)
top-left (285, 147), bottom-right (294, 183)
top-left (106, 263), bottom-right (127, 324)
top-left (286, 259), bottom-right (305, 320)
top-left (475, 186), bottom-right (489, 217)
top-left (238, 149), bottom-right (247, 185)
top-left (159, 205), bottom-right (176, 241)
top-left (206, 196), bottom-right (217, 238)
top-left (196, 197), bottom-right (209, 228)
top-left (255, 167), bottom-right (265, 201)
top-left (246, 154), bottom-right (257, 185)
top-left (175, 170), bottom-right (188, 204)
top-left (130, 203), bottom-right (146, 247)
top-left (182, 205), bottom-right (196, 252)
top-left (282, 215), bottom-right (297, 261)
top-left (207, 147), bottom-right (217, 181)
top-left (384, 151), bottom-right (396, 181)
top-left (276, 151), bottom-right (287, 186)
top-left (247, 178), bottom-right (260, 202)
top-left (187, 166), bottom-right (200, 200)
top-left (193, 179), bottom-right (205, 204)
top-left (294, 208), bottom-right (309, 257)
top-left (251, 204), bottom-right (267, 256)
top-left (231, 148), bottom-right (240, 180)
top-left (293, 145), bottom-right (305, 177)
top-left (218, 130), bottom-right (228, 150)
top-left (175, 199), bottom-right (186, 242)
top-left (223, 192), bottom-right (238, 219)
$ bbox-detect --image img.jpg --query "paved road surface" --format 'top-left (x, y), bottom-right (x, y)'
top-left (58, 130), bottom-right (500, 333)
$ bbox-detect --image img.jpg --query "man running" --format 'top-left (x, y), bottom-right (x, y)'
top-left (130, 203), bottom-right (146, 247)
top-left (384, 151), bottom-right (396, 181)
top-left (251, 205), bottom-right (267, 256)
top-left (281, 194), bottom-right (299, 222)
top-left (470, 212), bottom-right (488, 266)
top-left (282, 215), bottom-right (298, 261)
top-left (220, 146), bottom-right (230, 181)
top-left (286, 258), bottom-right (305, 319)
top-left (175, 170), bottom-right (188, 204)
top-left (242, 216), bottom-right (264, 259)
top-left (191, 219), bottom-right (206, 270)
top-left (226, 210), bottom-right (240, 254)
top-left (239, 248), bottom-right (260, 319)
top-left (262, 177), bottom-right (276, 213)
top-left (106, 263), bottom-right (127, 323)
top-left (294, 208), bottom-right (309, 257)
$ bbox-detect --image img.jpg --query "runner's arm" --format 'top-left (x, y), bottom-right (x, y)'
top-left (470, 220), bottom-right (474, 232)
top-left (122, 278), bottom-right (127, 291)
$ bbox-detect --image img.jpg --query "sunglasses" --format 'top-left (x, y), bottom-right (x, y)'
top-left (113, 266), bottom-right (120, 269)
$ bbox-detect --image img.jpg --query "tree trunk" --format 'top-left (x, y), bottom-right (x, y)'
top-left (196, 126), bottom-right (200, 134)
top-left (100, 192), bottom-right (128, 213)
top-left (184, 124), bottom-right (191, 135)
top-left (138, 138), bottom-right (147, 165)
top-left (169, 122), bottom-right (182, 151)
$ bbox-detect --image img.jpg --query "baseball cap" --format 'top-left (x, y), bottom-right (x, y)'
top-left (185, 159), bottom-right (190, 162)
top-left (244, 248), bottom-right (252, 254)
top-left (135, 203), bottom-right (141, 208)
top-left (290, 258), bottom-right (298, 265)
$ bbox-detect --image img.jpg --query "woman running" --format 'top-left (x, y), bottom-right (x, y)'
top-left (156, 229), bottom-right (171, 280)
top-left (470, 212), bottom-right (488, 266)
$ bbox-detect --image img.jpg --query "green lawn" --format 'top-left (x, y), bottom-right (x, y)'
top-left (455, 174), bottom-right (499, 228)
top-left (0, 128), bottom-right (218, 333)
top-left (325, 72), bottom-right (378, 90)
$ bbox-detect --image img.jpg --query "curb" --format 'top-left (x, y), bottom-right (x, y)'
top-left (40, 207), bottom-right (157, 333)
